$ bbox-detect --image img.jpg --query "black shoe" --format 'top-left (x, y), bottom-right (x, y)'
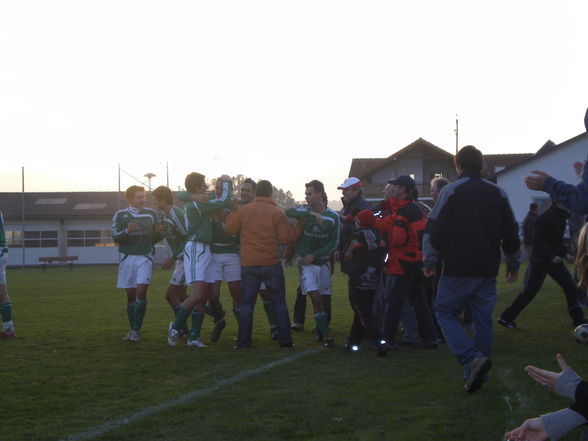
top-left (377, 341), bottom-right (392, 357)
top-left (464, 356), bottom-right (492, 393)
top-left (210, 319), bottom-right (226, 342)
top-left (498, 317), bottom-right (518, 329)
top-left (290, 323), bottom-right (304, 331)
top-left (279, 341), bottom-right (294, 348)
top-left (324, 336), bottom-right (335, 347)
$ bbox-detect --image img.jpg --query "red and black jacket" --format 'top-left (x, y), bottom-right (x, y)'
top-left (374, 197), bottom-right (425, 275)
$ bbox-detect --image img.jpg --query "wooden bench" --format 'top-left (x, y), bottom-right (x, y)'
top-left (39, 256), bottom-right (78, 271)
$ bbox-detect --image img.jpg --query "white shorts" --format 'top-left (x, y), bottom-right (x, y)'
top-left (184, 241), bottom-right (215, 284)
top-left (169, 258), bottom-right (187, 286)
top-left (299, 263), bottom-right (331, 295)
top-left (0, 252), bottom-right (7, 285)
top-left (117, 255), bottom-right (153, 289)
top-left (211, 253), bottom-right (241, 282)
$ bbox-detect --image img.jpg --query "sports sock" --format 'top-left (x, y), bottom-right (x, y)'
top-left (134, 300), bottom-right (147, 330)
top-left (313, 311), bottom-right (330, 336)
top-left (263, 301), bottom-right (276, 327)
top-left (126, 302), bottom-right (135, 329)
top-left (173, 306), bottom-right (191, 331)
top-left (209, 302), bottom-right (225, 323)
top-left (190, 311), bottom-right (205, 339)
top-left (0, 302), bottom-right (12, 323)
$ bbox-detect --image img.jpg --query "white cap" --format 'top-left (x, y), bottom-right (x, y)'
top-left (337, 177), bottom-right (363, 189)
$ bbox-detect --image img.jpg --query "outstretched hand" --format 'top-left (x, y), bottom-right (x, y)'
top-left (504, 417), bottom-right (547, 441)
top-left (525, 353), bottom-right (570, 391)
top-left (523, 170), bottom-right (550, 191)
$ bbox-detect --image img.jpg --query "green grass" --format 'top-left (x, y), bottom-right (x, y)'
top-left (1, 263), bottom-right (587, 441)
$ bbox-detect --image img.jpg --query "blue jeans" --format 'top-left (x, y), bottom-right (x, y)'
top-left (237, 264), bottom-right (292, 348)
top-left (435, 275), bottom-right (496, 367)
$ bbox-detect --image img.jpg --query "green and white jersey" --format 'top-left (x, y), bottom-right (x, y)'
top-left (285, 205), bottom-right (340, 266)
top-left (176, 181), bottom-right (232, 244)
top-left (0, 211), bottom-right (7, 252)
top-left (162, 205), bottom-right (187, 259)
top-left (211, 210), bottom-right (239, 254)
top-left (111, 206), bottom-right (163, 256)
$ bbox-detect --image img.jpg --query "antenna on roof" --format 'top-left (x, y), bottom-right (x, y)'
top-left (454, 114), bottom-right (459, 155)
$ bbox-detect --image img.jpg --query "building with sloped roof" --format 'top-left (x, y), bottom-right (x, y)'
top-left (496, 132), bottom-right (588, 222)
top-left (0, 192), bottom-right (167, 266)
top-left (347, 138), bottom-right (532, 202)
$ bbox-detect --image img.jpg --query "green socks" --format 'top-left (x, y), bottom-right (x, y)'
top-left (126, 303), bottom-right (135, 329)
top-left (133, 300), bottom-right (147, 331)
top-left (313, 311), bottom-right (330, 336)
top-left (0, 302), bottom-right (12, 323)
top-left (190, 311), bottom-right (205, 339)
top-left (173, 306), bottom-right (191, 331)
top-left (208, 303), bottom-right (225, 323)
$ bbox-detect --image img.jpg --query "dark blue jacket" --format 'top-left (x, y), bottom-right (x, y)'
top-left (423, 172), bottom-right (520, 278)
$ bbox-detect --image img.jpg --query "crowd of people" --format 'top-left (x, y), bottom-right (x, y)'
top-left (0, 133), bottom-right (587, 439)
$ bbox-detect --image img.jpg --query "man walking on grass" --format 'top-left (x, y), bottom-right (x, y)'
top-left (112, 185), bottom-right (164, 342)
top-left (423, 146), bottom-right (520, 393)
top-left (285, 180), bottom-right (339, 347)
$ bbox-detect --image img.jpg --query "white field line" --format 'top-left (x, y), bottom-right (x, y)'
top-left (60, 347), bottom-right (322, 441)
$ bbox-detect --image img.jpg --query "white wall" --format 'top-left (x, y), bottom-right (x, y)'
top-left (497, 136), bottom-right (588, 223)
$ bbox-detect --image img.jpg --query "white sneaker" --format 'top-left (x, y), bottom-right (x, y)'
top-left (129, 330), bottom-right (141, 342)
top-left (167, 322), bottom-right (179, 346)
top-left (187, 337), bottom-right (207, 348)
top-left (123, 330), bottom-right (134, 341)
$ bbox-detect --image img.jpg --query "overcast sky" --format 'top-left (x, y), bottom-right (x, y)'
top-left (1, 0), bottom-right (587, 200)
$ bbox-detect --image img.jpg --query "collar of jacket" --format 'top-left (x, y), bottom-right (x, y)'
top-left (458, 171), bottom-right (482, 179)
top-left (254, 196), bottom-right (276, 206)
top-left (381, 197), bottom-right (412, 212)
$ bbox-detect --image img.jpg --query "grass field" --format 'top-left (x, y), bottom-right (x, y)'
top-left (1, 263), bottom-right (587, 441)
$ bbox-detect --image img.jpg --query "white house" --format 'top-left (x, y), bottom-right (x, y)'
top-left (496, 133), bottom-right (588, 223)
top-left (0, 192), bottom-right (168, 267)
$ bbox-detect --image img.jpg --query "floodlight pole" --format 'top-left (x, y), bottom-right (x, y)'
top-left (21, 166), bottom-right (25, 270)
top-left (144, 173), bottom-right (156, 193)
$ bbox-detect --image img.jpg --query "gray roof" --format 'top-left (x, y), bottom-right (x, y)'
top-left (0, 192), bottom-right (127, 220)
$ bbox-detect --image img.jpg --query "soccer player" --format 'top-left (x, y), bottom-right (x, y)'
top-left (167, 173), bottom-right (232, 348)
top-left (112, 185), bottom-right (163, 342)
top-left (206, 178), bottom-right (242, 342)
top-left (240, 178), bottom-right (279, 340)
top-left (285, 180), bottom-right (340, 346)
top-left (0, 210), bottom-right (14, 338)
top-left (152, 186), bottom-right (189, 331)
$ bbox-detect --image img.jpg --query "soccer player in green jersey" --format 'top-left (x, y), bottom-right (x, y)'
top-left (167, 173), bottom-right (232, 347)
top-left (152, 186), bottom-right (189, 334)
top-left (285, 180), bottom-right (340, 346)
top-left (112, 186), bottom-right (164, 342)
top-left (0, 210), bottom-right (14, 338)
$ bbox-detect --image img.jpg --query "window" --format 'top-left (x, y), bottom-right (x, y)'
top-left (67, 230), bottom-right (115, 247)
top-left (5, 230), bottom-right (57, 248)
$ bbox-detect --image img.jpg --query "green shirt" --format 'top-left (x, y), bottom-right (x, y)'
top-left (0, 211), bottom-right (6, 252)
top-left (111, 206), bottom-right (163, 256)
top-left (211, 211), bottom-right (240, 254)
top-left (176, 181), bottom-right (232, 244)
top-left (162, 205), bottom-right (187, 259)
top-left (285, 205), bottom-right (340, 266)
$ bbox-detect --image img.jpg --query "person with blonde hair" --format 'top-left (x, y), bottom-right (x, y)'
top-left (575, 222), bottom-right (588, 290)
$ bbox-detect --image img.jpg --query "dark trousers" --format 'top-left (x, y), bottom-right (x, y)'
top-left (382, 267), bottom-right (437, 345)
top-left (238, 264), bottom-right (293, 348)
top-left (292, 286), bottom-right (331, 325)
top-left (348, 284), bottom-right (381, 344)
top-left (501, 260), bottom-right (584, 326)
